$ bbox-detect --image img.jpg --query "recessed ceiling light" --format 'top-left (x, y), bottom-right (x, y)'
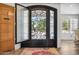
top-left (70, 5), bottom-right (73, 7)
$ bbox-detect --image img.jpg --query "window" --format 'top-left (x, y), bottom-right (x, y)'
top-left (62, 20), bottom-right (70, 31)
top-left (61, 15), bottom-right (78, 33)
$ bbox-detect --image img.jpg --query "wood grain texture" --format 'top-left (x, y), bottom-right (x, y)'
top-left (0, 3), bottom-right (15, 52)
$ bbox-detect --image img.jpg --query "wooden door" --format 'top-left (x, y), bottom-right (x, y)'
top-left (0, 4), bottom-right (14, 52)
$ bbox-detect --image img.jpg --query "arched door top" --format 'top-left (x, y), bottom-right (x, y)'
top-left (26, 5), bottom-right (57, 11)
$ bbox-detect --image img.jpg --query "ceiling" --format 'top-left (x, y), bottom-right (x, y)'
top-left (4, 3), bottom-right (79, 14)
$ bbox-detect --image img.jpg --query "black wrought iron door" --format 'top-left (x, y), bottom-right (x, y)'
top-left (28, 5), bottom-right (57, 47)
top-left (15, 4), bottom-right (57, 48)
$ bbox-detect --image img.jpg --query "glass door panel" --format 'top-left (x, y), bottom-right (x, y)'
top-left (31, 10), bottom-right (46, 39)
top-left (16, 4), bottom-right (29, 43)
top-left (50, 10), bottom-right (54, 39)
top-left (23, 10), bottom-right (29, 40)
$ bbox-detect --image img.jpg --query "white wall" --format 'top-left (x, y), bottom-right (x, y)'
top-left (60, 3), bottom-right (79, 14)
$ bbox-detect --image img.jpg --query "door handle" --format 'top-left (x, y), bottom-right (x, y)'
top-left (4, 18), bottom-right (9, 20)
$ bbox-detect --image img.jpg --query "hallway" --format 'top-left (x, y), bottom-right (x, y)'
top-left (60, 40), bottom-right (79, 55)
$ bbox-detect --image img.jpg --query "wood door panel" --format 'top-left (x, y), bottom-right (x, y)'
top-left (0, 4), bottom-right (12, 15)
top-left (1, 33), bottom-right (8, 41)
top-left (0, 41), bottom-right (8, 52)
top-left (1, 24), bottom-right (14, 33)
top-left (0, 15), bottom-right (3, 24)
top-left (1, 33), bottom-right (14, 41)
top-left (9, 16), bottom-right (14, 25)
top-left (0, 8), bottom-right (8, 15)
top-left (8, 40), bottom-right (14, 50)
top-left (0, 15), bottom-right (9, 24)
top-left (0, 14), bottom-right (14, 24)
top-left (0, 3), bottom-right (14, 15)
top-left (0, 4), bottom-right (15, 52)
top-left (0, 7), bottom-right (3, 15)
top-left (8, 33), bottom-right (14, 40)
top-left (1, 24), bottom-right (8, 33)
top-left (8, 25), bottom-right (14, 33)
top-left (1, 8), bottom-right (8, 15)
top-left (0, 15), bottom-right (14, 24)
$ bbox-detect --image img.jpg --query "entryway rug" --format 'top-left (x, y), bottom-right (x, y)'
top-left (21, 48), bottom-right (59, 55)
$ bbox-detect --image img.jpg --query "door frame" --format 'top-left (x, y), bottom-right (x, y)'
top-left (15, 3), bottom-right (57, 48)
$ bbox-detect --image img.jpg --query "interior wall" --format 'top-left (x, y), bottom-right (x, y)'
top-left (60, 3), bottom-right (79, 14)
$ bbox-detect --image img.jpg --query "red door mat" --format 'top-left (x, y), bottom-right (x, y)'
top-left (21, 48), bottom-right (59, 55)
top-left (32, 50), bottom-right (53, 55)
